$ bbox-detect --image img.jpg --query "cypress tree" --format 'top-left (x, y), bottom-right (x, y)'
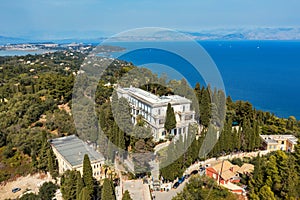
top-left (294, 141), bottom-right (300, 173)
top-left (194, 83), bottom-right (202, 122)
top-left (76, 171), bottom-right (84, 200)
top-left (118, 129), bottom-right (126, 150)
top-left (217, 90), bottom-right (226, 126)
top-left (47, 148), bottom-right (58, 179)
top-left (254, 121), bottom-right (261, 148)
top-left (107, 140), bottom-right (115, 162)
top-left (232, 128), bottom-right (238, 151)
top-left (164, 103), bottom-right (176, 135)
top-left (249, 154), bottom-right (264, 194)
top-left (82, 154), bottom-right (94, 199)
top-left (122, 190), bottom-right (133, 200)
top-left (237, 126), bottom-right (242, 150)
top-left (242, 117), bottom-right (252, 151)
top-left (224, 118), bottom-right (233, 152)
top-left (265, 155), bottom-right (280, 188)
top-left (79, 187), bottom-right (89, 200)
top-left (31, 149), bottom-right (38, 169)
top-left (115, 97), bottom-right (132, 134)
top-left (101, 178), bottom-right (115, 200)
top-left (61, 170), bottom-right (77, 200)
top-left (199, 87), bottom-right (211, 127)
top-left (38, 142), bottom-right (49, 172)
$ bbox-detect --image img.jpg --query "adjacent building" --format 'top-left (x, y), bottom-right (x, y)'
top-left (260, 134), bottom-right (298, 152)
top-left (116, 86), bottom-right (196, 141)
top-left (206, 160), bottom-right (240, 185)
top-left (50, 135), bottom-right (105, 179)
top-left (206, 160), bottom-right (254, 195)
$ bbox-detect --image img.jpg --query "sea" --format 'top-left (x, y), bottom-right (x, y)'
top-left (103, 40), bottom-right (300, 120)
top-left (1, 41), bottom-right (300, 119)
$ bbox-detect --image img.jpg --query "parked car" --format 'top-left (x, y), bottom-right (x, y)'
top-left (184, 174), bottom-right (190, 179)
top-left (12, 188), bottom-right (21, 193)
top-left (178, 176), bottom-right (185, 184)
top-left (190, 170), bottom-right (199, 175)
top-left (173, 182), bottom-right (180, 189)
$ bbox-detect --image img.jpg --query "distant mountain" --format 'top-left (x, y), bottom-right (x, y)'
top-left (185, 27), bottom-right (300, 40)
top-left (51, 37), bottom-right (106, 45)
top-left (222, 33), bottom-right (246, 40)
top-left (91, 27), bottom-right (300, 41)
top-left (1, 27), bottom-right (300, 45)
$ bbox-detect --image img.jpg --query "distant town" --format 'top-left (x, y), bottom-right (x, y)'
top-left (0, 42), bottom-right (125, 54)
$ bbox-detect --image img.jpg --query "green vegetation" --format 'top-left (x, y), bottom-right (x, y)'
top-left (164, 103), bottom-right (176, 135)
top-left (76, 171), bottom-right (84, 200)
top-left (82, 154), bottom-right (94, 198)
top-left (61, 155), bottom-right (101, 200)
top-left (101, 178), bottom-right (116, 200)
top-left (172, 175), bottom-right (237, 200)
top-left (19, 181), bottom-right (58, 200)
top-left (248, 145), bottom-right (300, 199)
top-left (160, 82), bottom-right (286, 181)
top-left (0, 51), bottom-right (135, 182)
top-left (122, 190), bottom-right (133, 200)
top-left (160, 124), bottom-right (200, 181)
top-left (61, 170), bottom-right (78, 200)
top-left (38, 182), bottom-right (58, 200)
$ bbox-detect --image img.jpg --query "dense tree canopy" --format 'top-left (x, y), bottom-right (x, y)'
top-left (38, 182), bottom-right (58, 200)
top-left (248, 150), bottom-right (300, 199)
top-left (172, 175), bottom-right (237, 200)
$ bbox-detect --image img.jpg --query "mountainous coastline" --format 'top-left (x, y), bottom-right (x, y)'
top-left (186, 27), bottom-right (300, 40)
top-left (1, 27), bottom-right (300, 45)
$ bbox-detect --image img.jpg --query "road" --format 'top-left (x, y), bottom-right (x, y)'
top-left (152, 179), bottom-right (185, 200)
top-left (0, 173), bottom-right (54, 200)
top-left (151, 149), bottom-right (269, 200)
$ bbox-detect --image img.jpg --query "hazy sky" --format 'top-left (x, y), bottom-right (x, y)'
top-left (1, 0), bottom-right (300, 39)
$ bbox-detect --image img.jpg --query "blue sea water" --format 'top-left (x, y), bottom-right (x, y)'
top-left (202, 41), bottom-right (300, 120)
top-left (105, 40), bottom-right (300, 119)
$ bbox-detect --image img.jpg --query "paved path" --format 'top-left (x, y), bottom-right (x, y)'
top-left (154, 141), bottom-right (170, 154)
top-left (149, 160), bottom-right (160, 182)
top-left (152, 179), bottom-right (185, 200)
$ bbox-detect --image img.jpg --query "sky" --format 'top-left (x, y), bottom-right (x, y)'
top-left (1, 0), bottom-right (300, 39)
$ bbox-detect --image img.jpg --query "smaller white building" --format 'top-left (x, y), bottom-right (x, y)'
top-left (116, 86), bottom-right (196, 141)
top-left (50, 135), bottom-right (105, 179)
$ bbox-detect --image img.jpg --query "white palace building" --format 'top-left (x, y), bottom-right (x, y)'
top-left (116, 86), bottom-right (196, 141)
